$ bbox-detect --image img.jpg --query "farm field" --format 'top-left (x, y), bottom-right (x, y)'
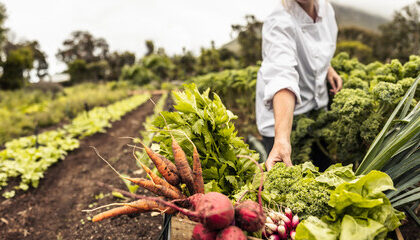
top-left (0, 1), bottom-right (419, 239)
top-left (0, 93), bottom-right (164, 239)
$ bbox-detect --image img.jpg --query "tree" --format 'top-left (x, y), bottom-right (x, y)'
top-left (66, 59), bottom-right (88, 84)
top-left (0, 46), bottom-right (34, 89)
top-left (145, 40), bottom-right (155, 56)
top-left (56, 31), bottom-right (109, 64)
top-left (231, 15), bottom-right (263, 66)
top-left (107, 51), bottom-right (136, 80)
top-left (171, 47), bottom-right (197, 79)
top-left (142, 53), bottom-right (175, 82)
top-left (0, 3), bottom-right (7, 47)
top-left (196, 41), bottom-right (222, 75)
top-left (378, 1), bottom-right (420, 62)
top-left (27, 41), bottom-right (48, 78)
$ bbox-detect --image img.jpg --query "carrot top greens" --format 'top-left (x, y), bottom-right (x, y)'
top-left (151, 84), bottom-right (258, 196)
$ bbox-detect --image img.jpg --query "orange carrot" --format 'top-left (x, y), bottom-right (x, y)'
top-left (139, 142), bottom-right (180, 186)
top-left (126, 177), bottom-right (185, 199)
top-left (157, 153), bottom-right (179, 176)
top-left (92, 199), bottom-right (175, 222)
top-left (171, 136), bottom-right (195, 194)
top-left (134, 155), bottom-right (183, 196)
top-left (192, 146), bottom-right (205, 194)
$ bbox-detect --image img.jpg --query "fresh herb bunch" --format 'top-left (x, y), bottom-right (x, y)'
top-left (151, 84), bottom-right (258, 196)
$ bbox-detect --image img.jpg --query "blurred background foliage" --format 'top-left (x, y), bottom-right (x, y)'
top-left (0, 1), bottom-right (418, 90)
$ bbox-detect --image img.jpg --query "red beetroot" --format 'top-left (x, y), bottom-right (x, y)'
top-left (235, 155), bottom-right (266, 232)
top-left (216, 226), bottom-right (247, 240)
top-left (192, 223), bottom-right (217, 240)
top-left (234, 200), bottom-right (265, 232)
top-left (140, 192), bottom-right (234, 231)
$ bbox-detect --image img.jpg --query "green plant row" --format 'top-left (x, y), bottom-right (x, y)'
top-left (0, 93), bottom-right (150, 198)
top-left (0, 81), bottom-right (136, 145)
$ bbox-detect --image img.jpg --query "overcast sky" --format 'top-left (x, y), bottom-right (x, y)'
top-left (1, 0), bottom-right (417, 76)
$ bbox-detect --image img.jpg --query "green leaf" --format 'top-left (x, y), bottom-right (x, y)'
top-left (295, 216), bottom-right (339, 240)
top-left (339, 215), bottom-right (387, 240)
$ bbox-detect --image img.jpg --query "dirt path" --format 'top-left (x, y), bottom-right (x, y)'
top-left (0, 94), bottom-right (164, 240)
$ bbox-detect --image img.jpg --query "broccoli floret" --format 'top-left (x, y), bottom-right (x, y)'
top-left (360, 113), bottom-right (385, 144)
top-left (366, 61), bottom-right (383, 74)
top-left (388, 59), bottom-right (404, 79)
top-left (398, 78), bottom-right (420, 98)
top-left (349, 69), bottom-right (367, 79)
top-left (373, 82), bottom-right (404, 106)
top-left (343, 77), bottom-right (369, 91)
top-left (264, 163), bottom-right (332, 219)
top-left (403, 55), bottom-right (420, 78)
top-left (372, 74), bottom-right (397, 83)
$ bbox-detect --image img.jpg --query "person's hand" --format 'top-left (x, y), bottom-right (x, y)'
top-left (327, 66), bottom-right (343, 94)
top-left (265, 139), bottom-right (293, 171)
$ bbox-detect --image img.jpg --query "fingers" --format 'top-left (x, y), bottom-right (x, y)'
top-left (283, 155), bottom-right (293, 167)
top-left (336, 75), bottom-right (343, 92)
top-left (328, 76), bottom-right (337, 94)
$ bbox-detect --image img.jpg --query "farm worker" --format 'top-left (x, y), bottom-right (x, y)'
top-left (256, 0), bottom-right (342, 171)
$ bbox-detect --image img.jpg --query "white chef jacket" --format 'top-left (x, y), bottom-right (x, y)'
top-left (256, 0), bottom-right (338, 137)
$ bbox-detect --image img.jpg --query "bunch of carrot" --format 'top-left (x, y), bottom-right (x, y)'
top-left (90, 134), bottom-right (205, 222)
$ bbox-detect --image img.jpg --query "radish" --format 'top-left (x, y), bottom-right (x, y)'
top-left (268, 211), bottom-right (281, 223)
top-left (216, 226), bottom-right (247, 240)
top-left (284, 208), bottom-right (293, 220)
top-left (137, 192), bottom-right (234, 231)
top-left (290, 230), bottom-right (296, 240)
top-left (269, 235), bottom-right (281, 240)
top-left (277, 225), bottom-right (287, 239)
top-left (265, 223), bottom-right (278, 233)
top-left (192, 223), bottom-right (217, 240)
top-left (292, 215), bottom-right (299, 228)
top-left (282, 215), bottom-right (292, 230)
top-left (266, 216), bottom-right (275, 224)
top-left (234, 155), bottom-right (266, 232)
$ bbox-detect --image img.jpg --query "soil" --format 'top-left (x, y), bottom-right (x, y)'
top-left (0, 94), bottom-right (166, 240)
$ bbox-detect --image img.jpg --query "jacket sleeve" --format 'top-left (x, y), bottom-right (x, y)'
top-left (259, 16), bottom-right (301, 110)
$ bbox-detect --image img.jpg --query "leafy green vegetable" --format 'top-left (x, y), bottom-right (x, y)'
top-left (151, 84), bottom-right (258, 195)
top-left (296, 171), bottom-right (404, 240)
top-left (263, 162), bottom-right (356, 219)
top-left (191, 53), bottom-right (420, 165)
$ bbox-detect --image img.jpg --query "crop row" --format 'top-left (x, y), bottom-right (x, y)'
top-left (0, 81), bottom-right (136, 145)
top-left (0, 93), bottom-right (150, 198)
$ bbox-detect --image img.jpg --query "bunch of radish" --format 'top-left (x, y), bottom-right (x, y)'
top-left (264, 208), bottom-right (300, 240)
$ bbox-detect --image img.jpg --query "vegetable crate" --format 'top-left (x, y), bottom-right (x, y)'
top-left (166, 216), bottom-right (261, 240)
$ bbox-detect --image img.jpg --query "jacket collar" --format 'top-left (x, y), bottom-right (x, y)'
top-left (290, 0), bottom-right (324, 24)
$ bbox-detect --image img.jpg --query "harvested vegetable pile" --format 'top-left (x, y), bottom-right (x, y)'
top-left (150, 84), bottom-right (259, 196)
